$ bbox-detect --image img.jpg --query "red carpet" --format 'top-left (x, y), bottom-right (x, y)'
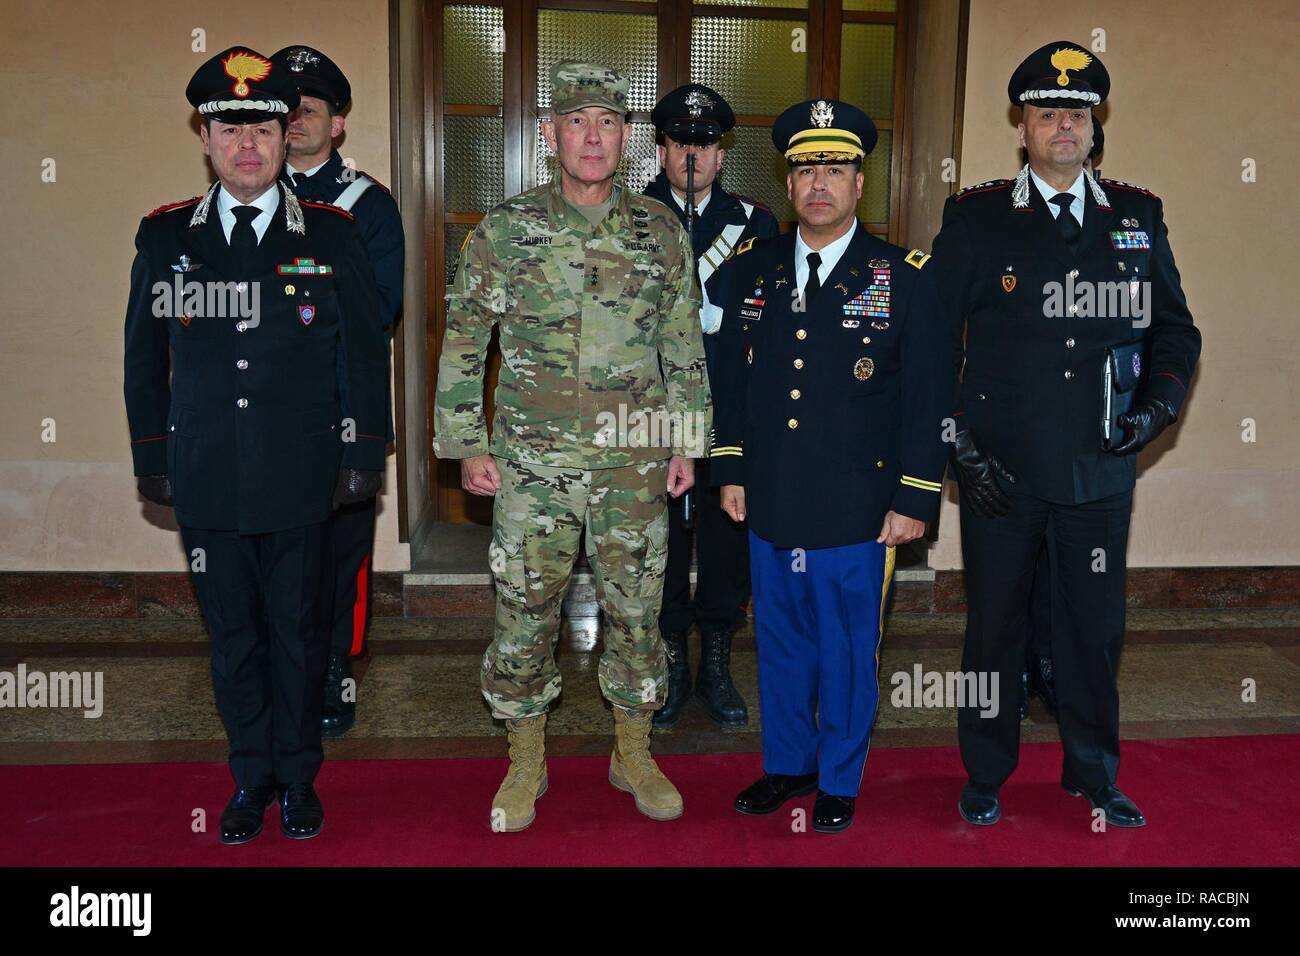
top-left (4, 735), bottom-right (1297, 867)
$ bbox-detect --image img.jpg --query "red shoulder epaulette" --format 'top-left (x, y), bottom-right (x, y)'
top-left (1101, 178), bottom-right (1159, 200)
top-left (300, 200), bottom-right (355, 220)
top-left (954, 180), bottom-right (1011, 202)
top-left (146, 196), bottom-right (202, 219)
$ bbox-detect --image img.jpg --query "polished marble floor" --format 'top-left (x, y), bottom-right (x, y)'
top-left (1, 607), bottom-right (1297, 764)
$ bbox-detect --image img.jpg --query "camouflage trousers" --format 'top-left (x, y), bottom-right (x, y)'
top-left (482, 456), bottom-right (670, 719)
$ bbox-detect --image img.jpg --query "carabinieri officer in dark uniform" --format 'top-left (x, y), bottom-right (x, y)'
top-left (123, 47), bottom-right (389, 844)
top-left (1020, 117), bottom-right (1105, 725)
top-left (933, 42), bottom-right (1201, 828)
top-left (643, 83), bottom-right (779, 731)
top-left (710, 99), bottom-right (951, 832)
top-left (271, 45), bottom-right (405, 739)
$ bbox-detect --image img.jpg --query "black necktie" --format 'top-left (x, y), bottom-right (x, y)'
top-left (803, 252), bottom-right (823, 306)
top-left (1049, 192), bottom-right (1082, 250)
top-left (292, 172), bottom-right (310, 192)
top-left (229, 205), bottom-right (260, 268)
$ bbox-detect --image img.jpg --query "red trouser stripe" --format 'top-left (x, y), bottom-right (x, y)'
top-left (350, 552), bottom-right (370, 657)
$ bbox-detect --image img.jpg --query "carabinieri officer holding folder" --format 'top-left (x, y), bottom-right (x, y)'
top-left (932, 41), bottom-right (1201, 829)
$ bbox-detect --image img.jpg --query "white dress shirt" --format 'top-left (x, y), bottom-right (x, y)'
top-left (669, 187), bottom-right (711, 216)
top-left (794, 219), bottom-right (858, 297)
top-left (287, 157), bottom-right (329, 180)
top-left (1029, 167), bottom-right (1085, 227)
top-left (216, 183), bottom-right (281, 245)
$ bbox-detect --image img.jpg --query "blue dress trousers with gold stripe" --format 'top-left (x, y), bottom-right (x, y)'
top-left (709, 224), bottom-right (952, 794)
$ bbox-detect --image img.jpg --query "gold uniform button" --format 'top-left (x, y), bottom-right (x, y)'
top-left (793, 358), bottom-right (804, 369)
top-left (789, 389), bottom-right (801, 400)
top-left (795, 329), bottom-right (807, 340)
top-left (787, 418), bottom-right (799, 429)
top-left (861, 336), bottom-right (871, 345)
top-left (876, 460), bottom-right (885, 468)
top-left (284, 284), bottom-right (296, 295)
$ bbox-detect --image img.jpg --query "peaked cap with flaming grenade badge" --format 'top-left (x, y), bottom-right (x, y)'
top-left (186, 46), bottom-right (300, 123)
top-left (1008, 40), bottom-right (1110, 108)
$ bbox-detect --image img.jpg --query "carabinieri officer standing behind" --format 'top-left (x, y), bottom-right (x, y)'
top-left (709, 99), bottom-right (951, 832)
top-left (643, 83), bottom-right (779, 731)
top-left (272, 45), bottom-right (405, 739)
top-left (123, 47), bottom-right (389, 844)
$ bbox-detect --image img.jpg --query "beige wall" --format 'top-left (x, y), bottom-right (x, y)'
top-left (0, 0), bottom-right (408, 571)
top-left (927, 0), bottom-right (1300, 569)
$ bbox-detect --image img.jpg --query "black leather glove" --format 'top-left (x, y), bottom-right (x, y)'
top-left (137, 475), bottom-right (174, 507)
top-left (951, 430), bottom-right (1016, 518)
top-left (1112, 397), bottom-right (1175, 456)
top-left (333, 468), bottom-right (382, 508)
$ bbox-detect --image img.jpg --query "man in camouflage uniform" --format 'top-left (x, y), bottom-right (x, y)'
top-left (433, 63), bottom-right (711, 831)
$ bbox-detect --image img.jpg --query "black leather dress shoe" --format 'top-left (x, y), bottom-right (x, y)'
top-left (734, 772), bottom-right (818, 815)
top-left (220, 786), bottom-right (276, 845)
top-left (279, 783), bottom-right (325, 839)
top-left (958, 782), bottom-right (1001, 826)
top-left (1063, 781), bottom-right (1146, 827)
top-left (812, 791), bottom-right (855, 833)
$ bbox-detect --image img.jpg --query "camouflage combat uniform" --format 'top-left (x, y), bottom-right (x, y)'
top-left (433, 85), bottom-right (712, 718)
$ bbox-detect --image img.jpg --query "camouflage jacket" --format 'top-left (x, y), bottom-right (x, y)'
top-left (434, 179), bottom-right (712, 468)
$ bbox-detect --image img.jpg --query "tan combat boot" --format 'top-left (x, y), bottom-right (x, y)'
top-left (490, 713), bottom-right (548, 832)
top-left (609, 705), bottom-right (684, 820)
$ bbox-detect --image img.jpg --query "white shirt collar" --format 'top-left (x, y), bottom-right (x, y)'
top-left (287, 157), bottom-right (330, 179)
top-left (795, 219), bottom-right (858, 292)
top-left (216, 182), bottom-right (281, 243)
top-left (1029, 166), bottom-right (1085, 225)
top-left (670, 187), bottom-right (711, 216)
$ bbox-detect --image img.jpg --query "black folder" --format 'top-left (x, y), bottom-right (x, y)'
top-left (1101, 341), bottom-right (1147, 451)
